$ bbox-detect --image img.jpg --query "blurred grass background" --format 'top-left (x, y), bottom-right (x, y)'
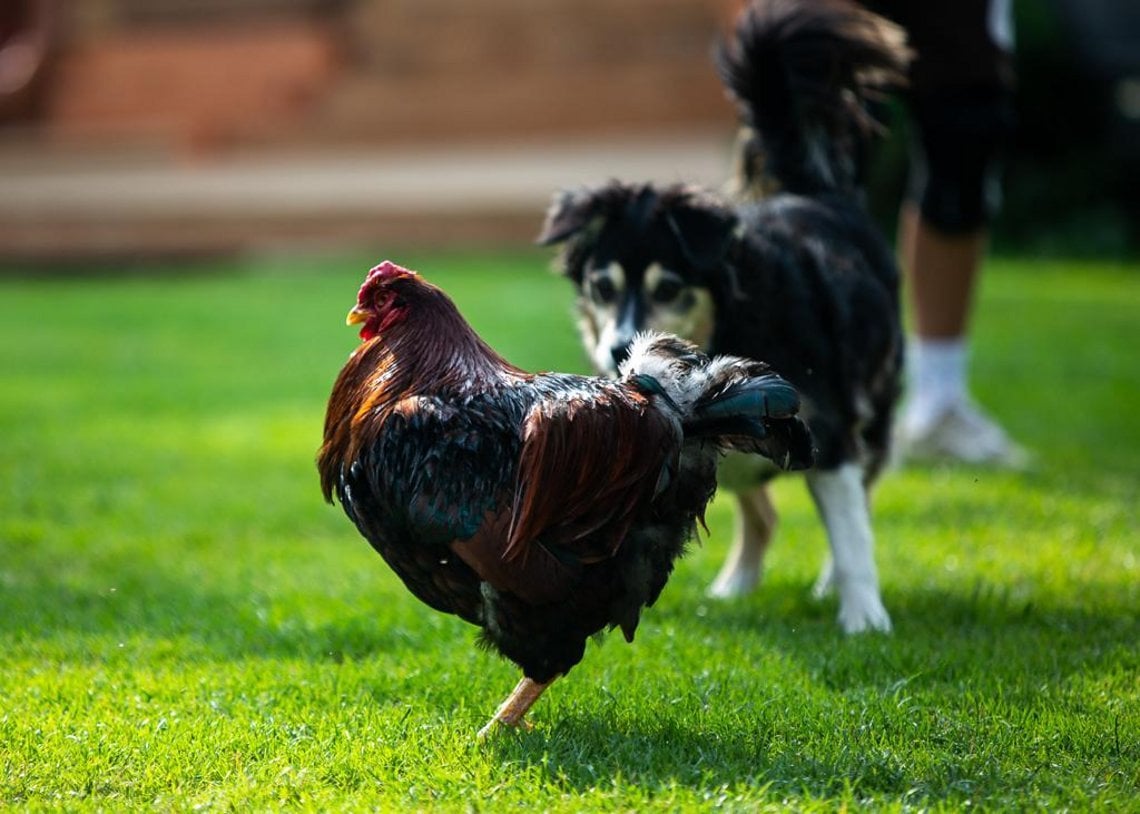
top-left (1, 249), bottom-right (1136, 810)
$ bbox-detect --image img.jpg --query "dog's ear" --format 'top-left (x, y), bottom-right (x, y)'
top-left (536, 187), bottom-right (606, 246)
top-left (665, 202), bottom-right (739, 270)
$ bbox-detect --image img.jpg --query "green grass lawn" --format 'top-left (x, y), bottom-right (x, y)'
top-left (1, 249), bottom-right (1137, 811)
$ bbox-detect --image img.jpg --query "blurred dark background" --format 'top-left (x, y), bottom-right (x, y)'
top-left (1, 0), bottom-right (1136, 262)
top-left (1005, 0), bottom-right (1139, 255)
top-left (867, 0), bottom-right (1140, 257)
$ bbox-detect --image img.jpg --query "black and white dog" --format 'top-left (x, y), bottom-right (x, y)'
top-left (538, 0), bottom-right (910, 633)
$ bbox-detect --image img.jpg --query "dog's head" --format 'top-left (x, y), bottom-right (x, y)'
top-left (538, 181), bottom-right (739, 376)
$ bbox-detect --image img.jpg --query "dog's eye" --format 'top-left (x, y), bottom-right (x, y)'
top-left (651, 278), bottom-right (684, 303)
top-left (591, 277), bottom-right (618, 305)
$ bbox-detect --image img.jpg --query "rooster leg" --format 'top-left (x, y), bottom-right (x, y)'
top-left (476, 676), bottom-right (553, 740)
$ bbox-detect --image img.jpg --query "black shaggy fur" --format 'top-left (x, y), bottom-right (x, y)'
top-left (540, 181), bottom-right (902, 482)
top-left (539, 0), bottom-right (910, 486)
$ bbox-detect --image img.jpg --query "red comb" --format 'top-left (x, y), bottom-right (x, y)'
top-left (356, 260), bottom-right (416, 302)
top-left (365, 260), bottom-right (415, 283)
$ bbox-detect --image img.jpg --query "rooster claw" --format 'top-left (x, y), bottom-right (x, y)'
top-left (476, 715), bottom-right (535, 741)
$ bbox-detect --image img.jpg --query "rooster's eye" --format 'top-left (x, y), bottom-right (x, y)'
top-left (591, 277), bottom-right (617, 305)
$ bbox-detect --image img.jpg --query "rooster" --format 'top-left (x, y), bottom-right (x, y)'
top-left (317, 260), bottom-right (813, 737)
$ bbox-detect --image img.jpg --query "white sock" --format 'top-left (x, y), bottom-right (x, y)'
top-left (903, 336), bottom-right (967, 431)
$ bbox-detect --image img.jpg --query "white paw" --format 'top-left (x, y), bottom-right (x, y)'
top-left (837, 583), bottom-right (892, 634)
top-left (706, 562), bottom-right (760, 599)
top-left (811, 558), bottom-right (835, 599)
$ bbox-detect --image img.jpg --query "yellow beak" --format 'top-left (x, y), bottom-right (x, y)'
top-left (346, 306), bottom-right (369, 326)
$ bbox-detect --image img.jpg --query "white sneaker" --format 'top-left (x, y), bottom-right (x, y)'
top-left (896, 401), bottom-right (1031, 469)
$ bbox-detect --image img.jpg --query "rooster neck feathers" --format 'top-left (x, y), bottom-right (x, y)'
top-left (317, 277), bottom-right (524, 502)
top-left (376, 280), bottom-right (525, 388)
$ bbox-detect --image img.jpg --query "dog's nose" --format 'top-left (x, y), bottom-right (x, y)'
top-left (610, 343), bottom-right (632, 369)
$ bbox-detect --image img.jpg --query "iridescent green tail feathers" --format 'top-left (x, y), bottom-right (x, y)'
top-left (687, 373), bottom-right (815, 470)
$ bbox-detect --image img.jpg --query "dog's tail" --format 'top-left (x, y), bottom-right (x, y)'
top-left (717, 0), bottom-right (910, 200)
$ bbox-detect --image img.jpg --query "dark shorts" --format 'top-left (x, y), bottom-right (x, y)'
top-left (904, 84), bottom-right (1016, 233)
top-left (865, 0), bottom-right (1016, 231)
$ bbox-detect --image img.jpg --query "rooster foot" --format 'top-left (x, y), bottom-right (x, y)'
top-left (476, 676), bottom-right (553, 741)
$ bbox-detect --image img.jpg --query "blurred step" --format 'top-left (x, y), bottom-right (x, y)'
top-left (0, 132), bottom-right (733, 262)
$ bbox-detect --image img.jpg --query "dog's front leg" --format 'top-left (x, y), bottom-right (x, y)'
top-left (806, 463), bottom-right (891, 633)
top-left (708, 485), bottom-right (776, 598)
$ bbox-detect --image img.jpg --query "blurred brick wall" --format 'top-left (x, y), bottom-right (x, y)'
top-left (41, 0), bottom-right (341, 150)
top-left (33, 0), bottom-right (740, 151)
top-left (318, 0), bottom-right (740, 144)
